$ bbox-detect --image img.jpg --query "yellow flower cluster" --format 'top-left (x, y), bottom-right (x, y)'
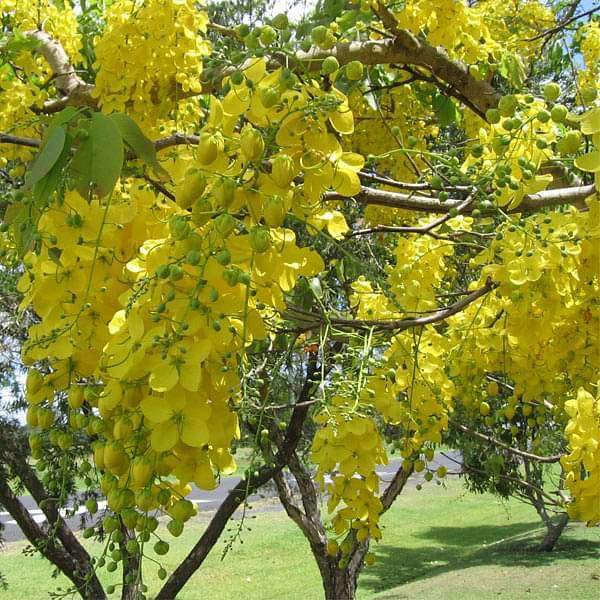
top-left (349, 86), bottom-right (435, 187)
top-left (449, 197), bottom-right (599, 405)
top-left (92, 0), bottom-right (210, 132)
top-left (577, 22), bottom-right (600, 95)
top-left (474, 0), bottom-right (555, 63)
top-left (0, 0), bottom-right (81, 166)
top-left (393, 0), bottom-right (501, 64)
top-left (312, 412), bottom-right (387, 544)
top-left (312, 270), bottom-right (458, 549)
top-left (562, 386), bottom-right (600, 526)
top-left (368, 327), bottom-right (455, 446)
top-left (21, 57), bottom-right (362, 531)
top-left (389, 224), bottom-right (458, 312)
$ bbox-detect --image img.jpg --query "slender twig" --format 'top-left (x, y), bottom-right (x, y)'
top-left (348, 194), bottom-right (474, 238)
top-left (524, 6), bottom-right (599, 41)
top-left (0, 132), bottom-right (41, 148)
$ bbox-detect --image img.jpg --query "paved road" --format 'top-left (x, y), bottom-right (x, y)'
top-left (0, 453), bottom-right (459, 543)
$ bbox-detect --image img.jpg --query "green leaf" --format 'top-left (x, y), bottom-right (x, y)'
top-left (10, 202), bottom-right (40, 257)
top-left (432, 94), bottom-right (457, 128)
top-left (33, 134), bottom-right (73, 206)
top-left (23, 126), bottom-right (66, 190)
top-left (499, 53), bottom-right (526, 88)
top-left (48, 106), bottom-right (80, 129)
top-left (71, 112), bottom-right (124, 198)
top-left (1, 31), bottom-right (40, 59)
top-left (337, 9), bottom-right (359, 30)
top-left (109, 112), bottom-right (166, 177)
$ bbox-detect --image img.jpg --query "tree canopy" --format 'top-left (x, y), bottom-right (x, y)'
top-left (0, 0), bottom-right (598, 598)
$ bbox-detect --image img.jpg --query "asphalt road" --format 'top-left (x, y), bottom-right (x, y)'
top-left (0, 453), bottom-right (460, 543)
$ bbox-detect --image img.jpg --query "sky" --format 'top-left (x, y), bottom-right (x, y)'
top-left (269, 0), bottom-right (317, 20)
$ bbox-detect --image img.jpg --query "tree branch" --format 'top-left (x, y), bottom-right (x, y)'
top-left (0, 133), bottom-right (41, 148)
top-left (285, 278), bottom-right (496, 333)
top-left (0, 477), bottom-right (105, 599)
top-left (25, 30), bottom-right (95, 113)
top-left (324, 184), bottom-right (596, 214)
top-left (524, 6), bottom-right (599, 42)
top-left (348, 194), bottom-right (474, 238)
top-left (0, 428), bottom-right (105, 598)
top-left (450, 421), bottom-right (562, 464)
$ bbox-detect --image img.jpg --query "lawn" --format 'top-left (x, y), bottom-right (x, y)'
top-left (1, 479), bottom-right (598, 599)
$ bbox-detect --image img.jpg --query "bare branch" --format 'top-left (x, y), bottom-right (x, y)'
top-left (0, 475), bottom-right (105, 598)
top-left (155, 133), bottom-right (200, 152)
top-left (359, 170), bottom-right (471, 193)
top-left (325, 184), bottom-right (596, 214)
top-left (348, 194), bottom-right (474, 238)
top-left (450, 421), bottom-right (562, 464)
top-left (25, 30), bottom-right (95, 112)
top-left (206, 22), bottom-right (240, 39)
top-left (284, 278), bottom-right (496, 333)
top-left (0, 132), bottom-right (41, 148)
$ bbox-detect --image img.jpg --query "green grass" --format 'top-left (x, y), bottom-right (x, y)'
top-left (1, 481), bottom-right (598, 599)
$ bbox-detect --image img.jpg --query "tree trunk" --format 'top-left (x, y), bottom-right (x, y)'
top-left (537, 512), bottom-right (569, 552)
top-left (317, 556), bottom-right (359, 600)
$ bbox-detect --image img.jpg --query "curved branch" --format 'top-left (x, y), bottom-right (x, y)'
top-left (348, 194), bottom-right (474, 238)
top-left (524, 6), bottom-right (599, 42)
top-left (0, 478), bottom-right (101, 598)
top-left (25, 31), bottom-right (95, 112)
top-left (295, 36), bottom-right (499, 116)
top-left (24, 19), bottom-right (499, 117)
top-left (285, 278), bottom-right (496, 333)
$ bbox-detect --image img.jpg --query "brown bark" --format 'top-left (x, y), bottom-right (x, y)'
top-left (323, 184), bottom-right (597, 215)
top-left (0, 427), bottom-right (105, 599)
top-left (537, 512), bottom-right (569, 552)
top-left (321, 562), bottom-right (359, 600)
top-left (0, 477), bottom-right (106, 599)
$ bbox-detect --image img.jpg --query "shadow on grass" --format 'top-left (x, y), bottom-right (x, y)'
top-left (360, 523), bottom-right (600, 597)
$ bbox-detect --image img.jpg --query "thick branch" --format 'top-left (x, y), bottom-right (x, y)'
top-left (0, 477), bottom-right (104, 599)
top-left (381, 464), bottom-right (414, 512)
top-left (25, 17), bottom-right (498, 116)
top-left (26, 31), bottom-right (95, 111)
top-left (296, 37), bottom-right (498, 116)
top-left (0, 431), bottom-right (105, 598)
top-left (325, 184), bottom-right (596, 214)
